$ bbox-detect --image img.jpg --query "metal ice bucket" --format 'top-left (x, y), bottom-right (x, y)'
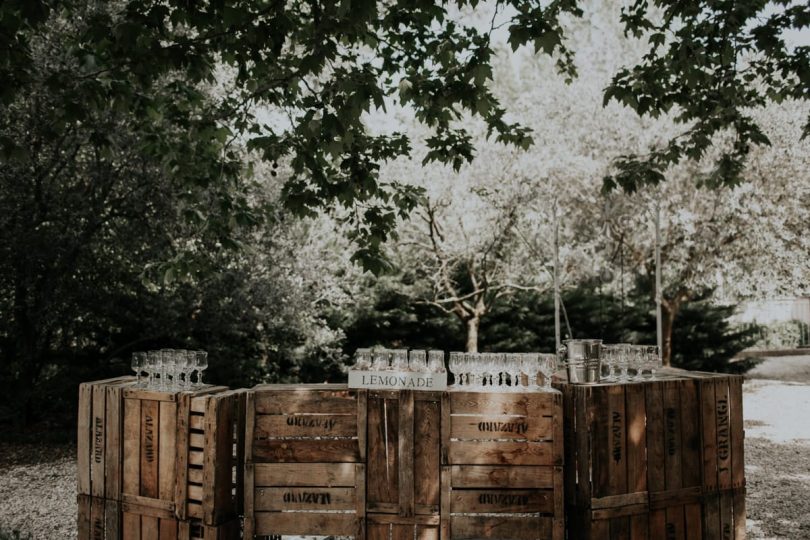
top-left (558, 339), bottom-right (603, 384)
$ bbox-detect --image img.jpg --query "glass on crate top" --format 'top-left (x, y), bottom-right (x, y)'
top-left (131, 349), bottom-right (208, 391)
top-left (349, 348), bottom-right (558, 393)
top-left (558, 342), bottom-right (663, 385)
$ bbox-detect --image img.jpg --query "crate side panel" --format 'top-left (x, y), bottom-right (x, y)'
top-left (253, 511), bottom-right (360, 536)
top-left (449, 515), bottom-right (552, 540)
top-left (414, 398), bottom-right (441, 511)
top-left (139, 400), bottom-right (160, 498)
top-left (367, 394), bottom-right (400, 507)
top-left (625, 383), bottom-right (647, 496)
top-left (123, 399), bottom-right (141, 497)
top-left (448, 465), bottom-right (554, 489)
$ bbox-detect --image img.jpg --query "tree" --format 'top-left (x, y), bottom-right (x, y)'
top-left (4, 1), bottom-right (806, 272)
top-left (0, 12), bottom-right (359, 427)
top-left (1, 0), bottom-right (588, 270)
top-left (403, 183), bottom-right (544, 352)
top-left (378, 2), bottom-right (808, 361)
top-left (370, 2), bottom-right (654, 351)
top-left (600, 100), bottom-right (810, 365)
top-left (604, 0), bottom-right (810, 192)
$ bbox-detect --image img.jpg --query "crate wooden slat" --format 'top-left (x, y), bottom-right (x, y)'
top-left (79, 494), bottom-right (238, 540)
top-left (367, 390), bottom-right (441, 516)
top-left (120, 385), bottom-right (243, 526)
top-left (78, 377), bottom-right (137, 500)
top-left (244, 384), bottom-right (367, 539)
top-left (441, 390), bottom-right (564, 540)
top-left (119, 512), bottom-right (239, 540)
top-left (367, 513), bottom-right (440, 540)
top-left (554, 369), bottom-right (746, 540)
top-left (77, 494), bottom-right (120, 540)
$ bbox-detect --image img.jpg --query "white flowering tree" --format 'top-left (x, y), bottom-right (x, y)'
top-left (380, 1), bottom-right (810, 362)
top-left (600, 101), bottom-right (810, 365)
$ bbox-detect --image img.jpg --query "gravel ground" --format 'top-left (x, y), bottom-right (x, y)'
top-left (1, 357), bottom-right (808, 539)
top-left (0, 443), bottom-right (76, 539)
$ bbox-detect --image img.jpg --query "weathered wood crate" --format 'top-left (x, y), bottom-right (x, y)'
top-left (555, 370), bottom-right (745, 540)
top-left (121, 386), bottom-right (245, 526)
top-left (367, 390), bottom-right (441, 517)
top-left (78, 494), bottom-right (239, 540)
top-left (78, 377), bottom-right (138, 500)
top-left (78, 494), bottom-right (120, 540)
top-left (440, 391), bottom-right (565, 540)
top-left (244, 384), bottom-right (367, 539)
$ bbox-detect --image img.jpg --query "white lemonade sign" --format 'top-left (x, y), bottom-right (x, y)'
top-left (348, 370), bottom-right (447, 391)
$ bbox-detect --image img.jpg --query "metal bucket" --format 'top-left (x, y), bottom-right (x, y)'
top-left (559, 339), bottom-right (603, 384)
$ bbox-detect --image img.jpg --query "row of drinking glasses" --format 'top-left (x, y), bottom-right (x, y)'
top-left (448, 352), bottom-right (558, 391)
top-left (352, 348), bottom-right (447, 373)
top-left (600, 344), bottom-right (662, 382)
top-left (131, 349), bottom-right (208, 391)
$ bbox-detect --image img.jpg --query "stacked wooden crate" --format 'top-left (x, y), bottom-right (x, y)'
top-left (78, 377), bottom-right (138, 540)
top-left (243, 384), bottom-right (367, 539)
top-left (78, 378), bottom-right (244, 540)
top-left (366, 390), bottom-right (442, 540)
top-left (555, 370), bottom-right (745, 540)
top-left (243, 384), bottom-right (564, 539)
top-left (441, 391), bottom-right (565, 540)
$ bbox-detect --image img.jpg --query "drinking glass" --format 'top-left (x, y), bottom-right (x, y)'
top-left (481, 353), bottom-right (493, 389)
top-left (391, 349), bottom-right (409, 371)
top-left (489, 353), bottom-right (503, 388)
top-left (146, 350), bottom-right (159, 388)
top-left (494, 353), bottom-right (507, 389)
top-left (461, 353), bottom-right (473, 387)
top-left (427, 350), bottom-right (446, 374)
top-left (131, 352), bottom-right (145, 386)
top-left (178, 350), bottom-right (192, 390)
top-left (409, 350), bottom-right (427, 372)
top-left (630, 346), bottom-right (646, 382)
top-left (520, 354), bottom-right (537, 390)
top-left (538, 353), bottom-right (557, 389)
top-left (466, 353), bottom-right (479, 388)
top-left (195, 350), bottom-right (208, 387)
top-left (611, 344), bottom-right (627, 383)
top-left (372, 348), bottom-right (390, 371)
top-left (600, 345), bottom-right (614, 382)
top-left (353, 348), bottom-right (372, 370)
top-left (448, 352), bottom-right (462, 385)
top-left (508, 354), bottom-right (522, 390)
top-left (167, 349), bottom-right (179, 390)
top-left (644, 345), bottom-right (662, 379)
top-left (475, 353), bottom-right (488, 388)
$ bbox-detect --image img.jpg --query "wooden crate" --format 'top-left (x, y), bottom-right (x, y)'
top-left (79, 494), bottom-right (239, 540)
top-left (78, 494), bottom-right (120, 540)
top-left (367, 390), bottom-right (441, 517)
top-left (555, 370), bottom-right (745, 540)
top-left (440, 391), bottom-right (564, 540)
top-left (244, 384), bottom-right (367, 539)
top-left (122, 386), bottom-right (245, 526)
top-left (698, 373), bottom-right (746, 540)
top-left (78, 377), bottom-right (138, 500)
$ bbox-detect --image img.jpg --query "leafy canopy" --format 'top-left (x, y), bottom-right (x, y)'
top-left (4, 1), bottom-right (806, 265)
top-left (1, 0), bottom-right (581, 271)
top-left (604, 0), bottom-right (810, 192)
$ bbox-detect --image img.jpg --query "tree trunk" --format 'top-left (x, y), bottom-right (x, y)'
top-left (465, 317), bottom-right (480, 353)
top-left (661, 300), bottom-right (680, 367)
